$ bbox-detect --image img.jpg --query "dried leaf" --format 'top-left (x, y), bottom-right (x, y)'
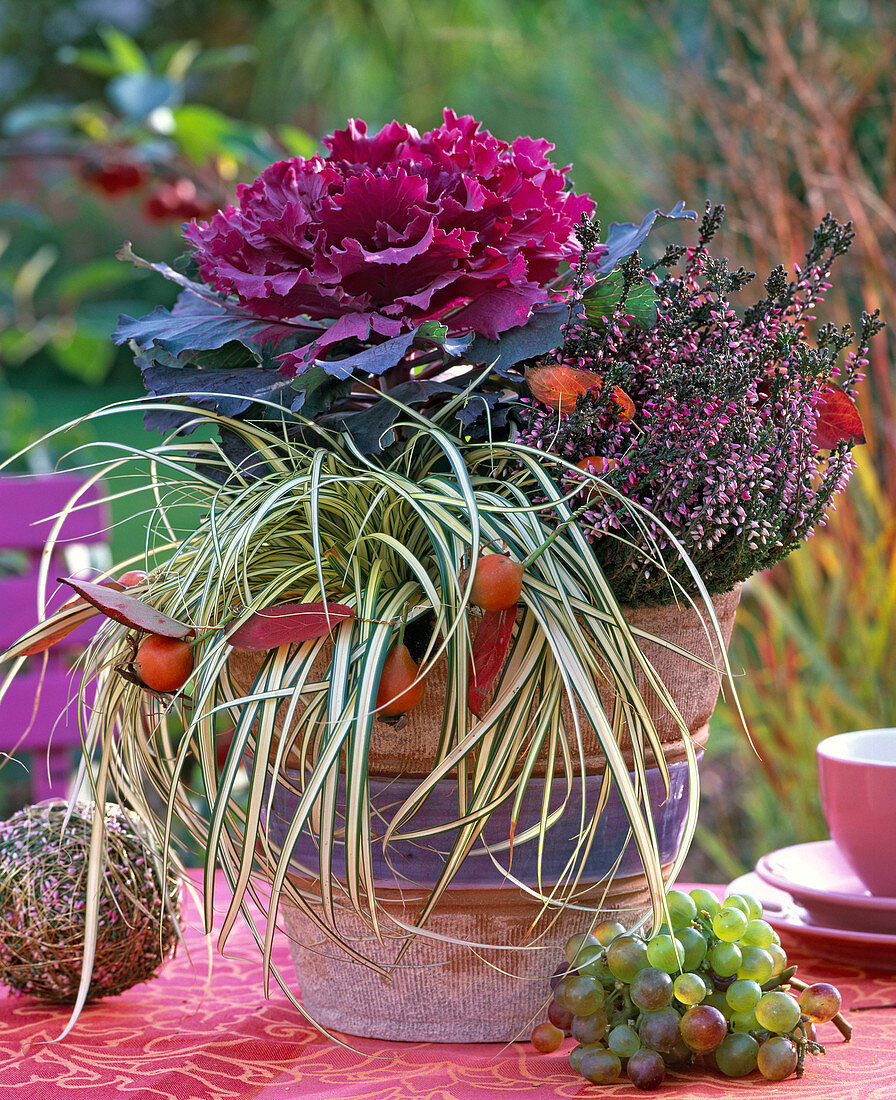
top-left (526, 363), bottom-right (634, 419)
top-left (526, 363), bottom-right (603, 413)
top-left (468, 606), bottom-right (516, 717)
top-left (812, 383), bottom-right (866, 449)
top-left (227, 601), bottom-right (355, 650)
top-left (608, 385), bottom-right (635, 421)
top-left (59, 577), bottom-right (195, 638)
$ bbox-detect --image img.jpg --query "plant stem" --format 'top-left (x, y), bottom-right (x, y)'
top-left (519, 502), bottom-right (591, 569)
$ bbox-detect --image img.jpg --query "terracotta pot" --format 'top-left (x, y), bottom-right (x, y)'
top-left (234, 585), bottom-right (741, 1041)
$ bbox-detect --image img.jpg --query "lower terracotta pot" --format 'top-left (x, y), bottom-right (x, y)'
top-left (280, 878), bottom-right (653, 1043)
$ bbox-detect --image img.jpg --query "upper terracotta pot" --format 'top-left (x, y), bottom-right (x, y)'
top-left (228, 585), bottom-right (741, 779)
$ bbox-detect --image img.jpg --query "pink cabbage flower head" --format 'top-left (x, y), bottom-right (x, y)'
top-left (183, 109), bottom-right (593, 369)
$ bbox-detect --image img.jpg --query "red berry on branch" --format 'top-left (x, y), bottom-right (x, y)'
top-left (80, 158), bottom-right (147, 197)
top-left (465, 553), bottom-right (524, 611)
top-left (374, 643), bottom-right (425, 717)
top-left (132, 634), bottom-right (194, 693)
top-left (142, 178), bottom-right (218, 222)
top-left (117, 570), bottom-right (148, 587)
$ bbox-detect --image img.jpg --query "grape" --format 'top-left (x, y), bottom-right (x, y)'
top-left (571, 1008), bottom-right (609, 1044)
top-left (676, 926), bottom-right (708, 970)
top-left (531, 1021), bottom-right (564, 1052)
top-left (593, 919), bottom-right (627, 946)
top-left (679, 1005), bottom-right (728, 1052)
top-left (798, 982), bottom-right (842, 1023)
top-left (565, 932), bottom-right (600, 965)
top-left (712, 906), bottom-right (748, 942)
top-left (729, 1009), bottom-right (760, 1033)
top-left (646, 933), bottom-right (685, 972)
top-left (569, 1043), bottom-right (592, 1072)
top-left (725, 978), bottom-right (762, 1014)
top-left (757, 1036), bottom-right (798, 1081)
top-left (704, 990), bottom-right (731, 1017)
top-left (665, 889), bottom-right (698, 928)
top-left (715, 1032), bottom-right (759, 1077)
top-left (626, 1047), bottom-right (667, 1090)
top-left (554, 974), bottom-right (604, 1016)
top-left (721, 894), bottom-right (750, 915)
top-left (607, 1023), bottom-right (641, 1058)
top-left (689, 887), bottom-right (721, 917)
top-left (548, 1000), bottom-right (573, 1032)
top-left (767, 942), bottom-right (789, 976)
top-left (723, 892), bottom-right (762, 919)
top-left (579, 1048), bottom-right (622, 1084)
top-left (630, 967), bottom-right (674, 1011)
top-left (662, 1038), bottom-right (692, 1067)
top-left (738, 893), bottom-right (764, 921)
top-left (673, 971), bottom-right (707, 1006)
top-left (638, 1007), bottom-right (682, 1052)
top-left (737, 945), bottom-right (774, 984)
top-left (741, 918), bottom-right (776, 949)
top-left (755, 991), bottom-right (801, 1034)
top-left (606, 934), bottom-right (650, 982)
top-left (575, 945), bottom-right (612, 980)
top-left (708, 940), bottom-right (742, 977)
top-left (549, 963), bottom-right (568, 990)
top-left (557, 892), bottom-right (835, 1091)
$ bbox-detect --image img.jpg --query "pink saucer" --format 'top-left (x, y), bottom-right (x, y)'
top-left (729, 872), bottom-right (896, 971)
top-left (755, 841), bottom-right (896, 935)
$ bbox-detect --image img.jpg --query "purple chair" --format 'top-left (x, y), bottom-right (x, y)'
top-left (0, 474), bottom-right (111, 805)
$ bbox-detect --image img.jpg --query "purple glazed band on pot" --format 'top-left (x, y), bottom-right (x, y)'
top-left (264, 755), bottom-right (698, 890)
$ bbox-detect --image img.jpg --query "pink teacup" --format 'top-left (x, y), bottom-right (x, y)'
top-left (817, 728), bottom-right (896, 897)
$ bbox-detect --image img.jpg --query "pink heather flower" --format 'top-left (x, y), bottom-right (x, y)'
top-left (183, 109), bottom-right (592, 371)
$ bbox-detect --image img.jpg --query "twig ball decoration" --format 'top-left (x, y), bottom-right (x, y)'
top-left (0, 800), bottom-right (181, 1002)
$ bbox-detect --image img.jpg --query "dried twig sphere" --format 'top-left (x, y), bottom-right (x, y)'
top-left (0, 800), bottom-right (181, 1002)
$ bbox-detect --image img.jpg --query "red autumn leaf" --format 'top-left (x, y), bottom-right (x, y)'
top-left (468, 606), bottom-right (517, 717)
top-left (526, 363), bottom-right (634, 419)
top-left (5, 582), bottom-right (127, 658)
top-left (227, 601), bottom-right (355, 650)
top-left (59, 577), bottom-right (195, 638)
top-left (812, 383), bottom-right (866, 450)
top-left (13, 580), bottom-right (127, 657)
top-left (58, 580), bottom-right (126, 607)
top-left (21, 607), bottom-right (101, 656)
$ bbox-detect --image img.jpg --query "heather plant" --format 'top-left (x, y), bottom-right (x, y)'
top-left (517, 205), bottom-right (878, 604)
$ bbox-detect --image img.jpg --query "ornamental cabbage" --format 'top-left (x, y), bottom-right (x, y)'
top-left (183, 108), bottom-right (592, 368)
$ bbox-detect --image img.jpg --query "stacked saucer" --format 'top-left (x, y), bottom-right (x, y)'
top-left (729, 841), bottom-right (896, 970)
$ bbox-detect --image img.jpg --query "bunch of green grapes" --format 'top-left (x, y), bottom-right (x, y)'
top-left (530, 889), bottom-right (844, 1090)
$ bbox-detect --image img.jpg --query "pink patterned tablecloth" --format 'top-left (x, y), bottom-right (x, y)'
top-left (0, 875), bottom-right (892, 1099)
